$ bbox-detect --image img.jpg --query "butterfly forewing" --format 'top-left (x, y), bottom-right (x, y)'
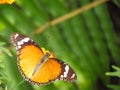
top-left (11, 33), bottom-right (44, 78)
top-left (11, 33), bottom-right (77, 85)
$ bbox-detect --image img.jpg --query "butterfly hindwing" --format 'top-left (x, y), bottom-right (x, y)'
top-left (11, 33), bottom-right (77, 85)
top-left (29, 58), bottom-right (76, 85)
top-left (57, 59), bottom-right (77, 81)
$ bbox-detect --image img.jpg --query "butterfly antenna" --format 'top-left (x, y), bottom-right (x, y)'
top-left (12, 79), bottom-right (25, 90)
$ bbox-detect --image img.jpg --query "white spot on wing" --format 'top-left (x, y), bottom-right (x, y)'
top-left (60, 75), bottom-right (63, 78)
top-left (14, 34), bottom-right (19, 39)
top-left (17, 37), bottom-right (30, 46)
top-left (63, 65), bottom-right (69, 78)
top-left (71, 74), bottom-right (75, 78)
top-left (65, 65), bottom-right (69, 72)
top-left (60, 75), bottom-right (64, 80)
top-left (17, 41), bottom-right (24, 46)
top-left (17, 45), bottom-right (21, 49)
top-left (22, 37), bottom-right (30, 42)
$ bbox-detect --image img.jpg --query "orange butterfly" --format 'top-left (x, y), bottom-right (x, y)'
top-left (11, 33), bottom-right (77, 85)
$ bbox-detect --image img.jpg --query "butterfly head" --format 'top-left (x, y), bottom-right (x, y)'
top-left (41, 47), bottom-right (55, 58)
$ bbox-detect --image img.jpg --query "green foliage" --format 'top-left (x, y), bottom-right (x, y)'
top-left (0, 42), bottom-right (7, 90)
top-left (0, 0), bottom-right (120, 90)
top-left (107, 85), bottom-right (120, 90)
top-left (0, 42), bottom-right (5, 46)
top-left (113, 0), bottom-right (120, 7)
top-left (106, 65), bottom-right (120, 77)
top-left (106, 66), bottom-right (120, 90)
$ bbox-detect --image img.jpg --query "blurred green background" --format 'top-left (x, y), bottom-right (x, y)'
top-left (0, 0), bottom-right (120, 90)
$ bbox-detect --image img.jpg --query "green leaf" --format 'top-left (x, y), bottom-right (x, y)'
top-left (0, 21), bottom-right (6, 31)
top-left (0, 42), bottom-right (5, 46)
top-left (106, 65), bottom-right (120, 77)
top-left (107, 85), bottom-right (120, 90)
top-left (113, 0), bottom-right (120, 7)
top-left (0, 47), bottom-right (12, 57)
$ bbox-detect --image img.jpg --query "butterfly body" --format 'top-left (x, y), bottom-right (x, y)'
top-left (11, 33), bottom-right (77, 85)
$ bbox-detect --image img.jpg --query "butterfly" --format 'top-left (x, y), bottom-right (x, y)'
top-left (11, 33), bottom-right (77, 85)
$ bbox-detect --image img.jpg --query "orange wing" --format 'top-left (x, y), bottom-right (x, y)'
top-left (18, 45), bottom-right (44, 78)
top-left (30, 58), bottom-right (77, 85)
top-left (11, 33), bottom-right (77, 85)
top-left (30, 58), bottom-right (61, 84)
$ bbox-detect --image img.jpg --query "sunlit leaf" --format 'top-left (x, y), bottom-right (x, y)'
top-left (106, 65), bottom-right (120, 77)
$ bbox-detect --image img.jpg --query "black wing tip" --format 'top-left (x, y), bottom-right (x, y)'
top-left (53, 58), bottom-right (77, 82)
